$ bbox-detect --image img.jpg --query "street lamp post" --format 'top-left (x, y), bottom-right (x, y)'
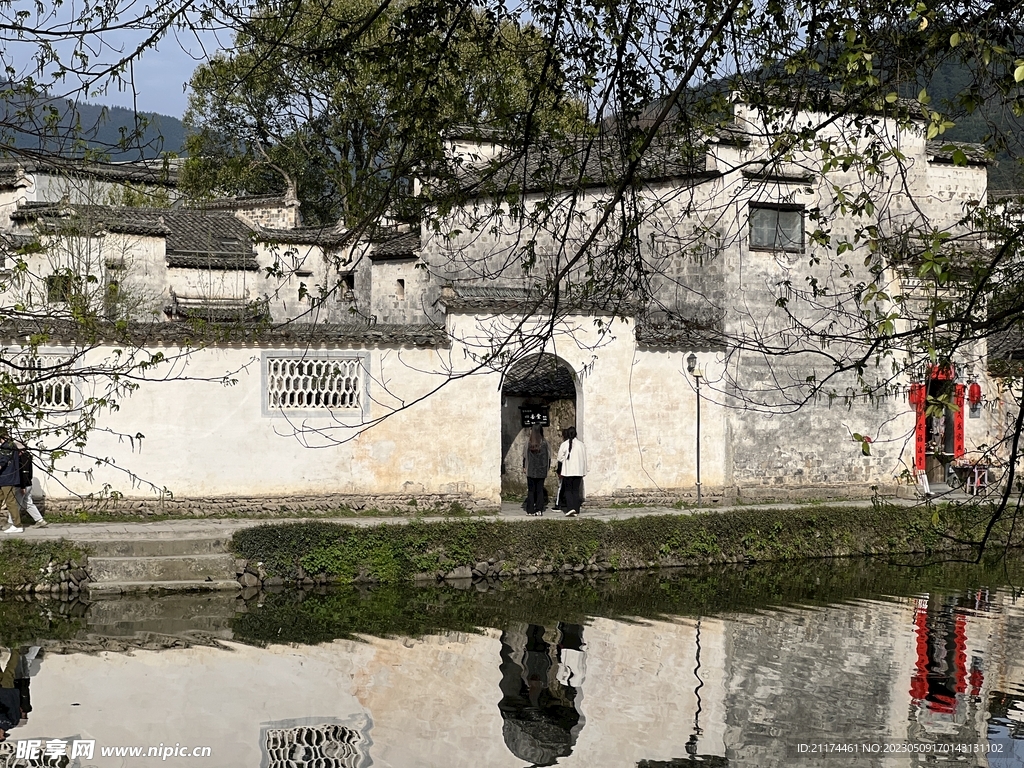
top-left (686, 352), bottom-right (702, 505)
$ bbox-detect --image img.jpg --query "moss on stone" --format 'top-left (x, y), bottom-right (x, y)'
top-left (0, 539), bottom-right (89, 587)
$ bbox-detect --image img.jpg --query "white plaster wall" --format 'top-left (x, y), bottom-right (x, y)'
top-left (34, 340), bottom-right (499, 502)
top-left (369, 259), bottom-right (427, 324)
top-left (23, 304), bottom-right (733, 502)
top-left (448, 312), bottom-right (729, 497)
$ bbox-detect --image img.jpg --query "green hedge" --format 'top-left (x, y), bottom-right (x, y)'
top-left (231, 502), bottom-right (990, 585)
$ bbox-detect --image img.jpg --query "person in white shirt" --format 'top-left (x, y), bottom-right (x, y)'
top-left (556, 427), bottom-right (587, 517)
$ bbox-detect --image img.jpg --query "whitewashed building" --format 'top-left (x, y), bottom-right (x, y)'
top-left (0, 98), bottom-right (1006, 512)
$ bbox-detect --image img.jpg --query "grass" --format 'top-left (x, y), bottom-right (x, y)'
top-left (0, 538), bottom-right (90, 587)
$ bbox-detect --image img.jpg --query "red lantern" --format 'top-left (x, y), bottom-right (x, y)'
top-left (968, 381), bottom-right (982, 407)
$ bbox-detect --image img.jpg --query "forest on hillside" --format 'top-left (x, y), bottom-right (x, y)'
top-left (1, 90), bottom-right (184, 160)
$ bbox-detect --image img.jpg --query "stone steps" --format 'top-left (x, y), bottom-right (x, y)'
top-left (83, 537), bottom-right (240, 595)
top-left (87, 537), bottom-right (233, 557)
top-left (89, 553), bottom-right (237, 583)
top-left (83, 593), bottom-right (239, 635)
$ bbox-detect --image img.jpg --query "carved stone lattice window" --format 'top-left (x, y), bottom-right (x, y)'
top-left (263, 724), bottom-right (367, 768)
top-left (10, 353), bottom-right (76, 410)
top-left (265, 354), bottom-right (364, 412)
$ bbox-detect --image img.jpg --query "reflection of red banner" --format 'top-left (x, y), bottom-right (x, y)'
top-left (910, 606), bottom-right (930, 701)
top-left (954, 614), bottom-right (968, 695)
top-left (970, 665), bottom-right (984, 697)
top-left (911, 604), bottom-right (977, 716)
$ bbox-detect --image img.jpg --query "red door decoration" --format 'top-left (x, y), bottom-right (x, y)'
top-left (910, 383), bottom-right (927, 471)
top-left (910, 370), bottom-right (965, 470)
top-left (954, 383), bottom-right (965, 459)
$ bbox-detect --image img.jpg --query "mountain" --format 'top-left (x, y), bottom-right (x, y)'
top-left (1, 90), bottom-right (185, 160)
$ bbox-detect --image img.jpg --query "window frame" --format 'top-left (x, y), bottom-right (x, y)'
top-left (261, 350), bottom-right (371, 420)
top-left (748, 203), bottom-right (805, 253)
top-left (10, 348), bottom-right (80, 411)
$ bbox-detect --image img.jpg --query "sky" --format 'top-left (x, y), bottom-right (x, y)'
top-left (99, 33), bottom-right (220, 118)
top-left (0, 0), bottom-right (229, 120)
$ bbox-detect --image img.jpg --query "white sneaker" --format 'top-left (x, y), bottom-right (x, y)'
top-left (2, 526), bottom-right (23, 533)
top-left (34, 519), bottom-right (48, 528)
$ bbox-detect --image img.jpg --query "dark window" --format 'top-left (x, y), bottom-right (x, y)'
top-left (340, 273), bottom-right (355, 301)
top-left (45, 273), bottom-right (78, 303)
top-left (104, 280), bottom-right (121, 319)
top-left (749, 205), bottom-right (804, 252)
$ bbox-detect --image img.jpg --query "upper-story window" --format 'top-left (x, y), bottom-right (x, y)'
top-left (45, 273), bottom-right (79, 303)
top-left (749, 204), bottom-right (804, 252)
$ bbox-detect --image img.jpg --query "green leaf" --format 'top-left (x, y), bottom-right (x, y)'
top-left (1014, 63), bottom-right (1024, 83)
top-left (918, 88), bottom-right (930, 105)
top-left (949, 32), bottom-right (960, 47)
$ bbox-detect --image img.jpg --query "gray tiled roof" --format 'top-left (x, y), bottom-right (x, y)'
top-left (502, 354), bottom-right (577, 398)
top-left (452, 137), bottom-right (716, 197)
top-left (0, 317), bottom-right (449, 349)
top-left (437, 284), bottom-right (643, 316)
top-left (0, 231), bottom-right (40, 252)
top-left (190, 194), bottom-right (291, 210)
top-left (0, 157), bottom-right (178, 188)
top-left (926, 141), bottom-right (988, 165)
top-left (260, 225), bottom-right (349, 247)
top-left (370, 231), bottom-right (420, 260)
top-left (11, 204), bottom-right (260, 270)
top-left (634, 321), bottom-right (726, 350)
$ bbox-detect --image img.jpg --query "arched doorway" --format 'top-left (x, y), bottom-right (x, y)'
top-left (501, 354), bottom-right (578, 501)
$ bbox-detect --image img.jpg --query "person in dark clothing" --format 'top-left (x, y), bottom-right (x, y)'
top-left (12, 441), bottom-right (46, 528)
top-left (0, 433), bottom-right (23, 533)
top-left (523, 426), bottom-right (551, 516)
top-left (0, 648), bottom-right (23, 742)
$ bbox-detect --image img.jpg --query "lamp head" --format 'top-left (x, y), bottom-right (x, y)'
top-left (686, 352), bottom-right (699, 377)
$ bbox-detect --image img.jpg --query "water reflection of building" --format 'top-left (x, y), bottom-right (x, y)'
top-left (718, 588), bottom-right (1023, 767)
top-left (31, 586), bottom-right (1024, 767)
top-left (497, 623), bottom-right (586, 766)
top-left (907, 593), bottom-right (990, 742)
top-left (259, 716), bottom-right (372, 768)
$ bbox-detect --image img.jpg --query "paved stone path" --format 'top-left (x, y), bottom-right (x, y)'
top-left (8, 497), bottom-right (916, 544)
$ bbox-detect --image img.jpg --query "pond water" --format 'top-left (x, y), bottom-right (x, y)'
top-left (4, 556), bottom-right (1024, 766)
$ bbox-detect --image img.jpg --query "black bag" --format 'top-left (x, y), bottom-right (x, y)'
top-left (556, 461), bottom-right (563, 475)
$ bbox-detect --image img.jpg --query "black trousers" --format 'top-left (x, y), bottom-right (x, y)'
top-left (561, 476), bottom-right (584, 513)
top-left (526, 476), bottom-right (546, 513)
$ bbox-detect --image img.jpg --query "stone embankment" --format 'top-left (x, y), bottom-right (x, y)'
top-left (42, 492), bottom-right (489, 518)
top-left (1, 497), bottom-right (1002, 594)
top-left (0, 558), bottom-right (90, 596)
